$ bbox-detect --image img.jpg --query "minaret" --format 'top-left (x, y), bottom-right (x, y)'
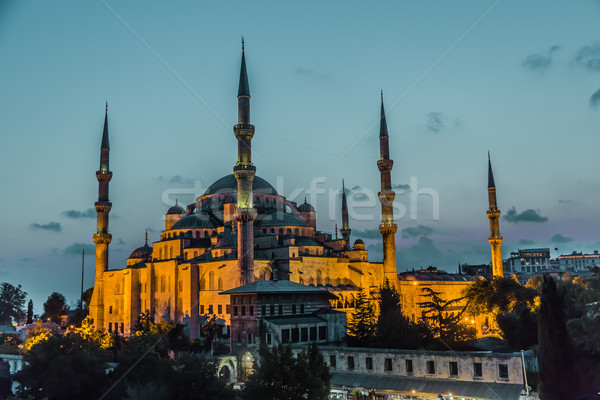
top-left (377, 91), bottom-right (398, 283)
top-left (90, 103), bottom-right (112, 328)
top-left (340, 179), bottom-right (351, 243)
top-left (234, 39), bottom-right (257, 285)
top-left (487, 152), bottom-right (504, 277)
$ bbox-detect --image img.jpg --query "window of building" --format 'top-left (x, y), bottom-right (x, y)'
top-left (237, 333), bottom-right (241, 344)
top-left (218, 304), bottom-right (222, 315)
top-left (200, 305), bottom-right (205, 314)
top-left (261, 305), bottom-right (266, 316)
top-left (247, 333), bottom-right (252, 344)
top-left (109, 306), bottom-right (113, 314)
top-left (292, 304), bottom-right (297, 314)
top-left (310, 326), bottom-right (317, 341)
top-left (426, 360), bottom-right (435, 375)
top-left (267, 334), bottom-right (272, 345)
top-left (474, 362), bottom-right (483, 377)
top-left (226, 304), bottom-right (230, 314)
top-left (282, 329), bottom-right (290, 344)
top-left (499, 364), bottom-right (509, 379)
top-left (278, 304), bottom-right (283, 315)
top-left (241, 306), bottom-right (246, 316)
top-left (301, 327), bottom-right (308, 342)
top-left (120, 323), bottom-right (124, 334)
top-left (108, 322), bottom-right (112, 333)
top-left (208, 304), bottom-right (213, 314)
top-left (318, 326), bottom-right (327, 340)
top-left (384, 358), bottom-right (392, 372)
top-left (449, 361), bottom-right (458, 376)
top-left (270, 304), bottom-right (275, 315)
top-left (249, 306), bottom-right (254, 316)
top-left (300, 304), bottom-right (305, 314)
top-left (405, 359), bottom-right (413, 374)
top-left (292, 328), bottom-right (299, 343)
top-left (233, 306), bottom-right (238, 317)
top-left (233, 297), bottom-right (237, 305)
top-left (366, 357), bottom-right (373, 370)
top-left (329, 355), bottom-right (336, 368)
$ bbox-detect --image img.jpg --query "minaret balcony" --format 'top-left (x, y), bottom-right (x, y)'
top-left (234, 124), bottom-right (255, 138)
top-left (377, 159), bottom-right (394, 172)
top-left (96, 171), bottom-right (113, 181)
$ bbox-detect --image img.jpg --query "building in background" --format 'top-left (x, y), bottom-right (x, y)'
top-left (558, 250), bottom-right (600, 272)
top-left (506, 249), bottom-right (551, 274)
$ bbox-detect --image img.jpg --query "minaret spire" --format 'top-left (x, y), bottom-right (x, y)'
top-left (90, 104), bottom-right (113, 330)
top-left (340, 179), bottom-right (351, 243)
top-left (377, 92), bottom-right (398, 283)
top-left (233, 40), bottom-right (257, 285)
top-left (486, 153), bottom-right (503, 277)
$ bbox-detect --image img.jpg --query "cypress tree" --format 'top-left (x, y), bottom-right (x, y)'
top-left (538, 275), bottom-right (575, 399)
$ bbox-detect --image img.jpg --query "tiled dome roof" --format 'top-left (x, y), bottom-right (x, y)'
top-left (171, 213), bottom-right (218, 229)
top-left (129, 244), bottom-right (152, 260)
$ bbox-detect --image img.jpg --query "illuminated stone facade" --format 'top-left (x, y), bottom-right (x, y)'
top-left (88, 45), bottom-right (494, 339)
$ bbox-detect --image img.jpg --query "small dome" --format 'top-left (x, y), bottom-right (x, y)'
top-left (297, 198), bottom-right (315, 212)
top-left (172, 213), bottom-right (218, 230)
top-left (354, 239), bottom-right (364, 245)
top-left (167, 200), bottom-right (185, 215)
top-left (129, 244), bottom-right (152, 260)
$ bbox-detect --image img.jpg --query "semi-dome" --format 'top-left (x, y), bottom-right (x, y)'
top-left (171, 212), bottom-right (219, 229)
top-left (203, 174), bottom-right (278, 196)
top-left (129, 243), bottom-right (152, 260)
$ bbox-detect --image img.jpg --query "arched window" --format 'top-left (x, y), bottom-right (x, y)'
top-left (294, 228), bottom-right (299, 236)
top-left (316, 270), bottom-right (323, 286)
top-left (218, 277), bottom-right (223, 290)
top-left (160, 275), bottom-right (166, 292)
top-left (209, 271), bottom-right (215, 291)
top-left (169, 247), bottom-right (173, 258)
top-left (200, 277), bottom-right (206, 291)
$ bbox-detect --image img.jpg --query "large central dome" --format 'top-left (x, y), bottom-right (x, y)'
top-left (203, 174), bottom-right (278, 196)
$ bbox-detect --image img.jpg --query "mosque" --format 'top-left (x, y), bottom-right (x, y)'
top-left (88, 44), bottom-right (504, 338)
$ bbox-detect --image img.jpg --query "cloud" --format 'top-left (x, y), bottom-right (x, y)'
top-left (156, 175), bottom-right (195, 185)
top-left (401, 225), bottom-right (433, 239)
top-left (29, 222), bottom-right (62, 232)
top-left (521, 44), bottom-right (560, 71)
top-left (116, 238), bottom-right (126, 245)
top-left (295, 67), bottom-right (330, 80)
top-left (590, 88), bottom-right (600, 109)
top-left (58, 243), bottom-right (96, 256)
top-left (346, 185), bottom-right (369, 201)
top-left (353, 228), bottom-right (382, 239)
top-left (426, 112), bottom-right (445, 133)
top-left (550, 234), bottom-right (573, 243)
top-left (61, 208), bottom-right (95, 219)
top-left (558, 199), bottom-right (573, 204)
top-left (518, 239), bottom-right (535, 245)
top-left (575, 43), bottom-right (600, 72)
top-left (397, 236), bottom-right (445, 268)
top-left (503, 207), bottom-right (548, 223)
top-left (392, 183), bottom-right (410, 191)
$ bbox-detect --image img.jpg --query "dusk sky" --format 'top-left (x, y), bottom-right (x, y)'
top-left (1, 0), bottom-right (600, 312)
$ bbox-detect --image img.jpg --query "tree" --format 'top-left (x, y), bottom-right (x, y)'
top-left (374, 280), bottom-right (421, 349)
top-left (538, 275), bottom-right (575, 399)
top-left (496, 306), bottom-right (538, 350)
top-left (0, 282), bottom-right (27, 324)
top-left (346, 290), bottom-right (376, 347)
top-left (26, 299), bottom-right (34, 324)
top-left (81, 287), bottom-right (93, 309)
top-left (42, 292), bottom-right (69, 324)
top-left (417, 287), bottom-right (475, 345)
top-left (463, 277), bottom-right (538, 316)
top-left (17, 333), bottom-right (111, 400)
top-left (242, 341), bottom-right (330, 400)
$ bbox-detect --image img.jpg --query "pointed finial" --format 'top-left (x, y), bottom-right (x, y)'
top-left (488, 150), bottom-right (490, 160)
top-left (175, 199), bottom-right (178, 206)
top-left (145, 229), bottom-right (148, 245)
top-left (304, 196), bottom-right (307, 204)
top-left (342, 178), bottom-right (345, 191)
top-left (241, 35), bottom-right (245, 51)
top-left (381, 90), bottom-right (383, 102)
top-left (105, 101), bottom-right (108, 113)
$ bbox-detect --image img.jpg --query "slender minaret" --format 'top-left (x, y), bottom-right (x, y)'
top-left (90, 103), bottom-right (112, 328)
top-left (234, 39), bottom-right (257, 285)
top-left (487, 152), bottom-right (503, 277)
top-left (340, 179), bottom-right (351, 243)
top-left (377, 91), bottom-right (398, 283)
